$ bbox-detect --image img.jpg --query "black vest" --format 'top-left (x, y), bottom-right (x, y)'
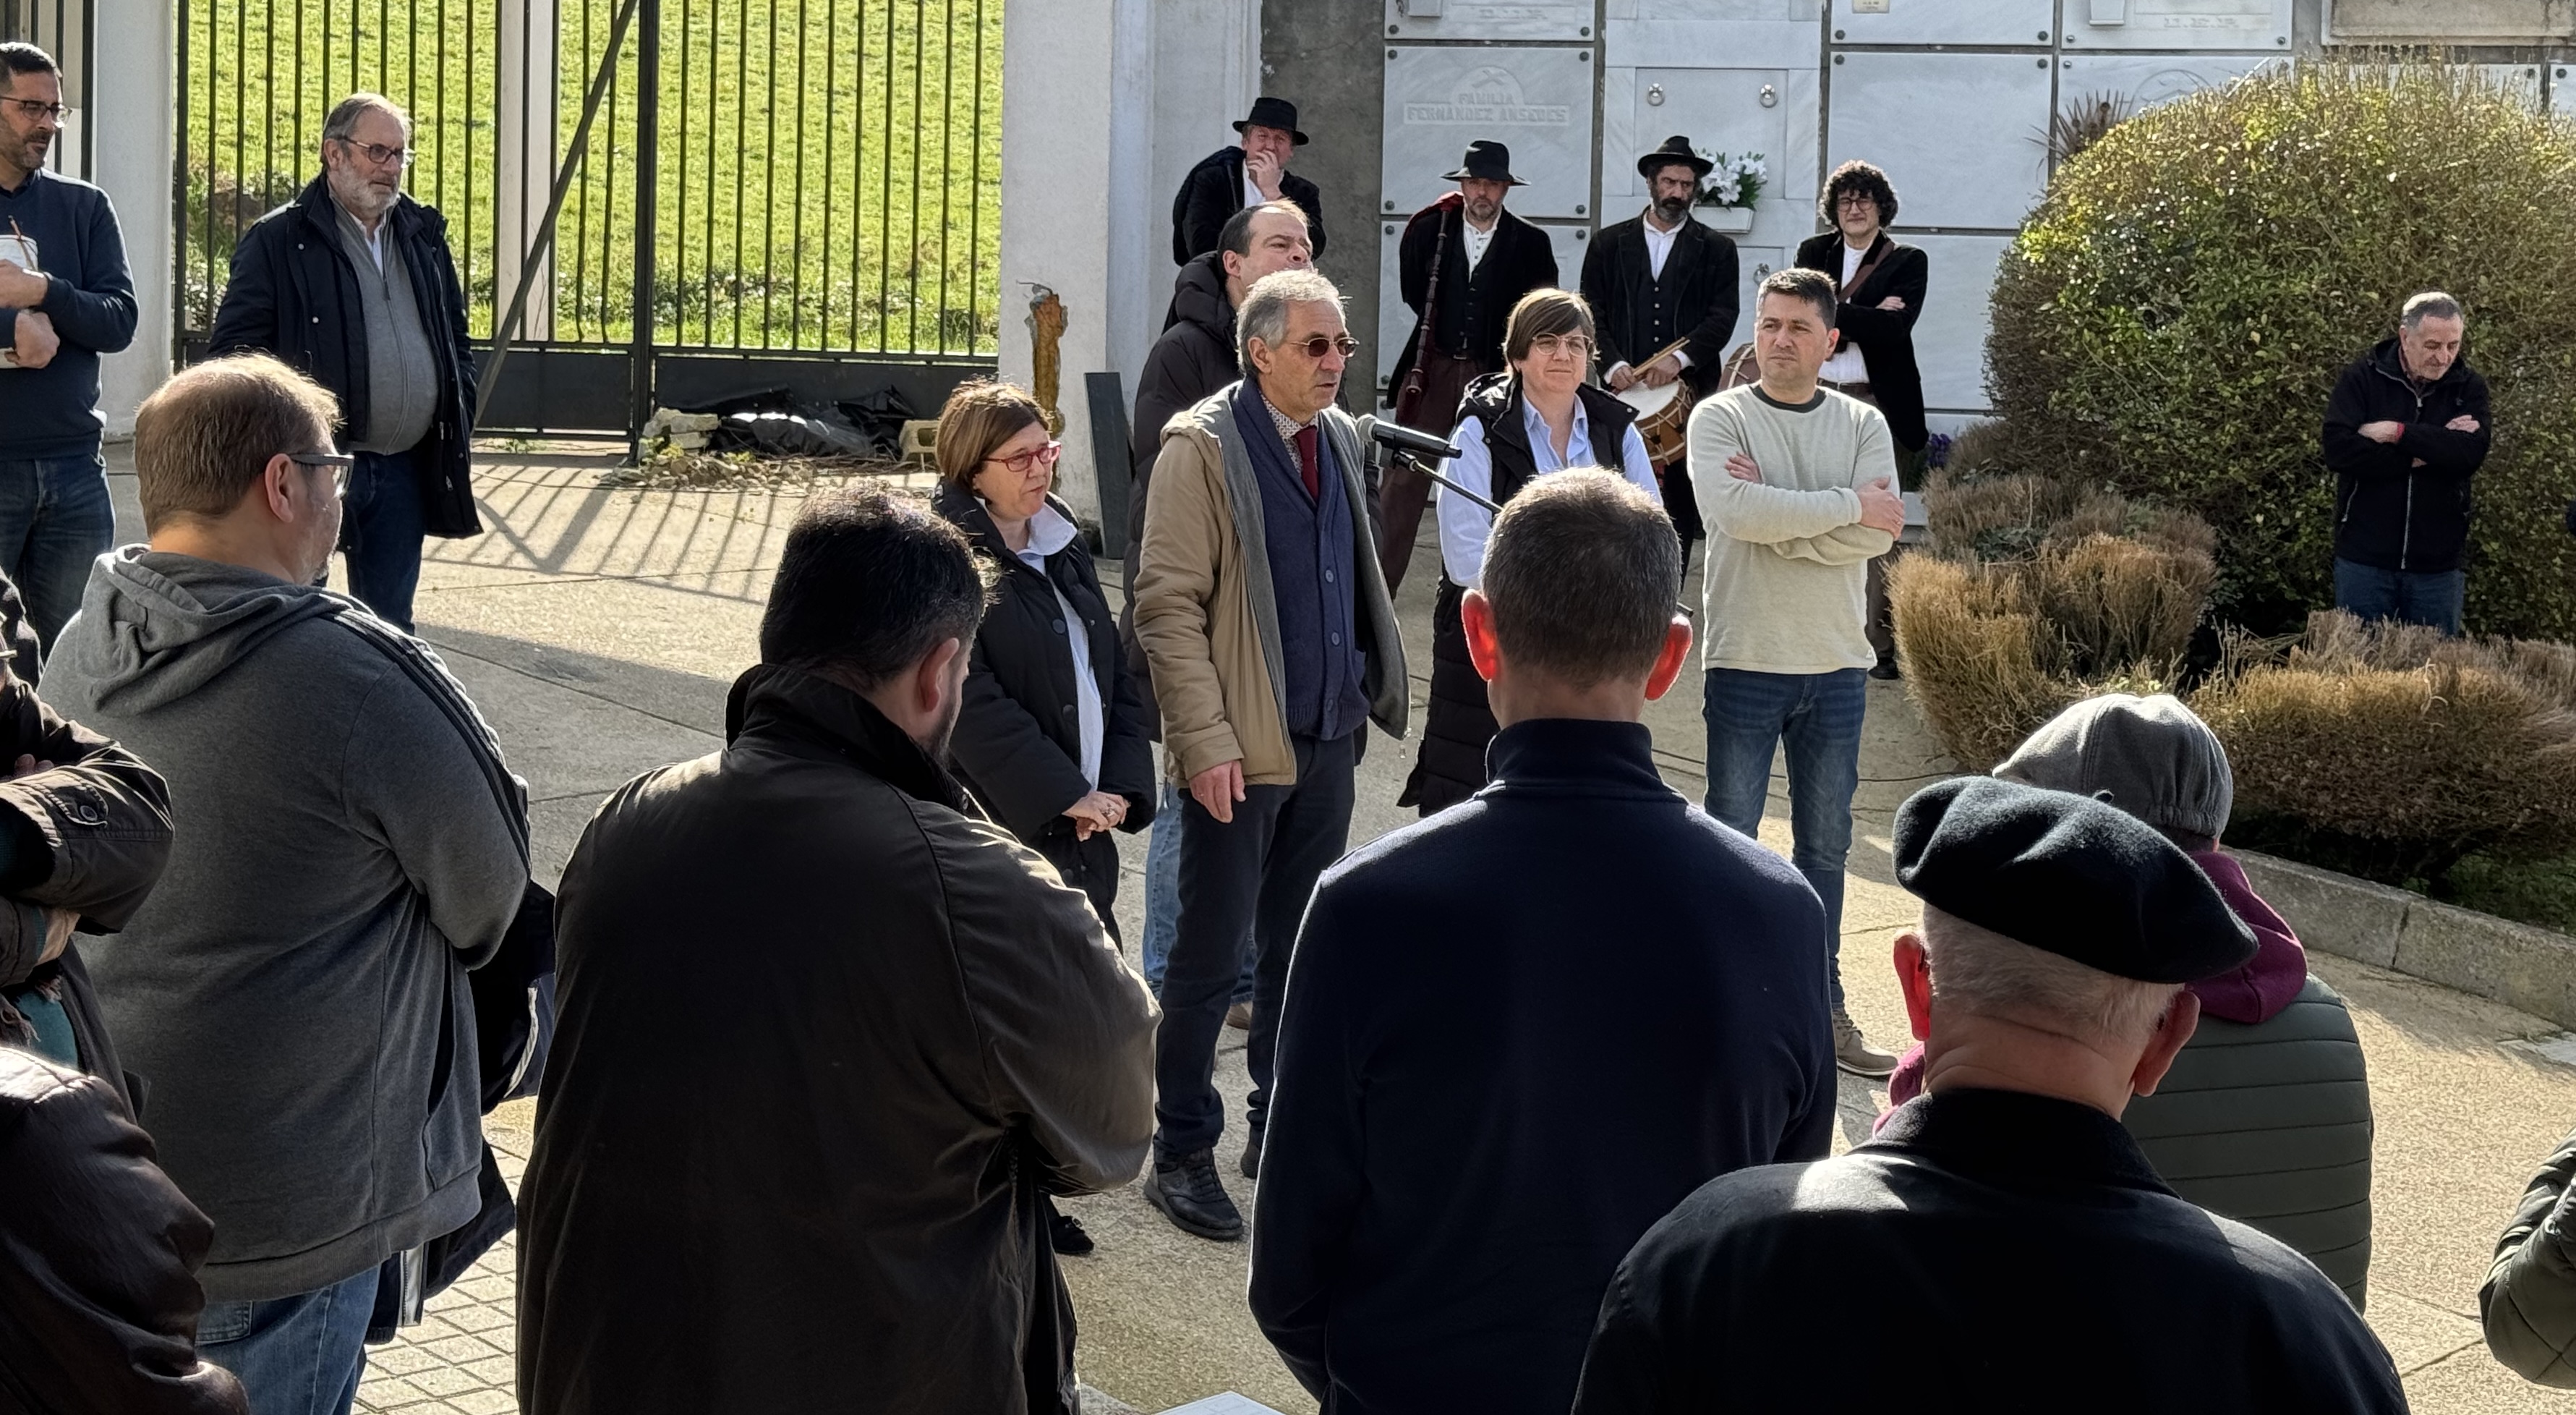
top-left (1457, 373), bottom-right (1647, 508)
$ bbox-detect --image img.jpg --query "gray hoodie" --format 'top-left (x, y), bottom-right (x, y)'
top-left (42, 548), bottom-right (529, 1302)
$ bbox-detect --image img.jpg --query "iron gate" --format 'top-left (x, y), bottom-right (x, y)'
top-left (174, 0), bottom-right (1000, 438)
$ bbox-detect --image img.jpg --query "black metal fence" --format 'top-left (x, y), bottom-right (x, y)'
top-left (174, 0), bottom-right (1000, 434)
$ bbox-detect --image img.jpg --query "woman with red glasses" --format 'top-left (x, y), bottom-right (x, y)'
top-left (931, 379), bottom-right (1157, 1257)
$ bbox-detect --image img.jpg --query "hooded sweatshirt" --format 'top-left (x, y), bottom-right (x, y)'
top-left (39, 549), bottom-right (529, 1301)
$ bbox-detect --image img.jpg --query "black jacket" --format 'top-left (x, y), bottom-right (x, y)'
top-left (1391, 197), bottom-right (1560, 390)
top-left (2486, 1119), bottom-right (2576, 1386)
top-left (520, 665), bottom-right (1156, 1415)
top-left (935, 484), bottom-right (1156, 931)
top-left (1172, 146), bottom-right (1326, 265)
top-left (208, 179), bottom-right (484, 538)
top-left (2323, 337), bottom-right (2492, 574)
top-left (1253, 719), bottom-right (1834, 1414)
top-left (1401, 374), bottom-right (1644, 816)
top-left (1574, 1089), bottom-right (2408, 1414)
top-left (1794, 231), bottom-right (1929, 452)
top-left (0, 1051), bottom-right (247, 1415)
top-left (1580, 213), bottom-right (1739, 398)
top-left (1124, 254), bottom-right (1242, 734)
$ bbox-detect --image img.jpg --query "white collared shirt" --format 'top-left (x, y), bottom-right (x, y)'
top-left (1243, 168), bottom-right (1266, 213)
top-left (1436, 396), bottom-right (1662, 586)
top-left (1820, 240), bottom-right (1872, 384)
top-left (999, 501), bottom-right (1105, 788)
top-left (1463, 217), bottom-right (1496, 275)
top-left (1641, 212), bottom-right (1681, 281)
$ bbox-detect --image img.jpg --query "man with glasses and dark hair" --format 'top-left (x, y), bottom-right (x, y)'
top-left (0, 41), bottom-right (138, 654)
top-left (43, 353), bottom-right (533, 1415)
top-left (1132, 268), bottom-right (1407, 1241)
top-left (210, 90), bottom-right (482, 634)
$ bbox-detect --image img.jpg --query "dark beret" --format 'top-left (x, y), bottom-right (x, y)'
top-left (1893, 776), bottom-right (2257, 985)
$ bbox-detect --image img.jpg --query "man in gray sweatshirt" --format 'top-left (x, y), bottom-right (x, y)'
top-left (40, 354), bottom-right (529, 1415)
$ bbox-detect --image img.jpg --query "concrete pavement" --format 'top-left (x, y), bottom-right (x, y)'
top-left (102, 446), bottom-right (2576, 1414)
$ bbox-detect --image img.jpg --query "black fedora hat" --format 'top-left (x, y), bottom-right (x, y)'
top-left (1637, 135), bottom-right (1713, 179)
top-left (1234, 96), bottom-right (1310, 146)
top-left (1442, 140), bottom-right (1527, 185)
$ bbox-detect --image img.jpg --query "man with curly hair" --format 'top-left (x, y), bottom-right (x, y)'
top-left (1796, 159), bottom-right (1927, 680)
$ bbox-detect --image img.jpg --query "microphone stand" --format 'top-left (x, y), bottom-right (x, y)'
top-left (1381, 446), bottom-right (1697, 620)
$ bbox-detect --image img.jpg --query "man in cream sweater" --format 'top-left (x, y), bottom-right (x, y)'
top-left (1687, 266), bottom-right (1907, 1076)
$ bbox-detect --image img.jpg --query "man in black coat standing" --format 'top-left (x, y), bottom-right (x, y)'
top-left (1571, 778), bottom-right (2408, 1415)
top-left (1379, 140), bottom-right (1561, 589)
top-left (1796, 159), bottom-right (1928, 679)
top-left (209, 93), bottom-right (482, 634)
top-left (1582, 137), bottom-right (1740, 562)
top-left (1170, 97), bottom-right (1325, 265)
top-left (2323, 291), bottom-right (2491, 636)
top-left (1250, 472), bottom-right (1833, 1415)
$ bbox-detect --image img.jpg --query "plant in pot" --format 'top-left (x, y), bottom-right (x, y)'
top-left (1693, 150), bottom-right (1764, 233)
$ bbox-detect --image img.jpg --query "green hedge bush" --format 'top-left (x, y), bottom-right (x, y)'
top-left (1987, 62), bottom-right (2576, 639)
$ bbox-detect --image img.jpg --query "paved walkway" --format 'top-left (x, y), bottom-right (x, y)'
top-left (107, 449), bottom-right (2576, 1414)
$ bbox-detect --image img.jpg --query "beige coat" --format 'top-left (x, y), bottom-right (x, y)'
top-left (1134, 387), bottom-right (1408, 786)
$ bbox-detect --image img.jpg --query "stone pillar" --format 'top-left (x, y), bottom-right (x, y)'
top-left (90, 0), bottom-right (173, 433)
top-left (495, 0), bottom-right (560, 341)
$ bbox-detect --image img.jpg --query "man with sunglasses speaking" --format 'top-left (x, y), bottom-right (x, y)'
top-left (210, 92), bottom-right (482, 634)
top-left (0, 43), bottom-right (139, 655)
top-left (1131, 269), bottom-right (1407, 1241)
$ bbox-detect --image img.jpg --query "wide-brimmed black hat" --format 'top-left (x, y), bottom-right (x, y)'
top-left (1637, 135), bottom-right (1713, 179)
top-left (1234, 96), bottom-right (1310, 146)
top-left (1443, 140), bottom-right (1527, 186)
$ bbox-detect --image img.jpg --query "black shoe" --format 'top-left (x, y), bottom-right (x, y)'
top-left (1240, 1125), bottom-right (1264, 1180)
top-left (1869, 655), bottom-right (1902, 681)
top-left (1143, 1149), bottom-right (1244, 1241)
top-left (1049, 1210), bottom-right (1096, 1257)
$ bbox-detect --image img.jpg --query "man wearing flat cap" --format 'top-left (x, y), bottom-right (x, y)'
top-left (1172, 97), bottom-right (1326, 265)
top-left (1582, 136), bottom-right (1741, 564)
top-left (1571, 776), bottom-right (2408, 1415)
top-left (1379, 140), bottom-right (1561, 589)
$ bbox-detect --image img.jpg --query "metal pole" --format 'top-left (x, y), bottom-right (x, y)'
top-left (628, 0), bottom-right (660, 462)
top-left (475, 0), bottom-right (643, 428)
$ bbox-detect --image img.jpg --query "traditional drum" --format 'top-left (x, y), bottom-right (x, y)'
top-left (1616, 379), bottom-right (1692, 471)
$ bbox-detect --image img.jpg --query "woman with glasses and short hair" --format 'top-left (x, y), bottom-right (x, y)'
top-left (1401, 289), bottom-right (1663, 817)
top-left (932, 380), bottom-right (1156, 1258)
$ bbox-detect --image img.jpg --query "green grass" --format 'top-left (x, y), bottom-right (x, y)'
top-left (2442, 854), bottom-right (2576, 939)
top-left (176, 0), bottom-right (1001, 354)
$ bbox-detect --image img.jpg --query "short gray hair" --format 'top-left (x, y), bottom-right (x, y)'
top-left (323, 92), bottom-right (411, 146)
top-left (1919, 906), bottom-right (2180, 1050)
top-left (1237, 269), bottom-right (1343, 373)
top-left (2402, 291), bottom-right (2462, 328)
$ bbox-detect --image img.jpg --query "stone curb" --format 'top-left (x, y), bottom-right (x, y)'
top-left (2232, 849), bottom-right (2576, 1029)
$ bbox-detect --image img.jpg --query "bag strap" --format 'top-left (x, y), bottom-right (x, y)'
top-left (1840, 237), bottom-right (1892, 300)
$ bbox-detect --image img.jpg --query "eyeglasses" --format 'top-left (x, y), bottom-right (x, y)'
top-left (1835, 193), bottom-right (1880, 210)
top-left (288, 450), bottom-right (355, 494)
top-left (331, 137), bottom-right (416, 169)
top-left (984, 440), bottom-right (1062, 477)
top-left (1282, 334), bottom-right (1360, 360)
top-left (1527, 333), bottom-right (1594, 360)
top-left (1, 98), bottom-right (71, 124)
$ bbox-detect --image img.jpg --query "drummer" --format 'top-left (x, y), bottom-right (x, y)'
top-left (1581, 135), bottom-right (1745, 568)
top-left (1399, 289), bottom-right (1661, 817)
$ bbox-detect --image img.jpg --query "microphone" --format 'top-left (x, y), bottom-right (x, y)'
top-left (1355, 414), bottom-right (1461, 462)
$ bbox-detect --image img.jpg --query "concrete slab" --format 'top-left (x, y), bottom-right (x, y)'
top-left (2397, 901), bottom-right (2576, 1033)
top-left (2236, 851), bottom-right (2411, 970)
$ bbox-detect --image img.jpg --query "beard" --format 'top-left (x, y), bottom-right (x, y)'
top-left (329, 169), bottom-right (399, 220)
top-left (1465, 196), bottom-right (1500, 224)
top-left (1653, 194), bottom-right (1691, 224)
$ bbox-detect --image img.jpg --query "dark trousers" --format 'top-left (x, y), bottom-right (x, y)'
top-left (1154, 730), bottom-right (1357, 1160)
top-left (0, 452), bottom-right (114, 652)
top-left (2334, 557), bottom-right (2465, 637)
top-left (340, 448), bottom-right (430, 633)
top-left (1659, 451), bottom-right (1704, 565)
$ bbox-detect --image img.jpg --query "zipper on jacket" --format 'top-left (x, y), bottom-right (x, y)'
top-left (2399, 385), bottom-right (2426, 569)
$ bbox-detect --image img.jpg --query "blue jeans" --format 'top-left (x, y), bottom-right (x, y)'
top-left (339, 449), bottom-right (430, 633)
top-left (1141, 778), bottom-right (1251, 1003)
top-left (1702, 667), bottom-right (1868, 1012)
top-left (197, 1265), bottom-right (380, 1415)
top-left (0, 453), bottom-right (114, 651)
top-left (2334, 557), bottom-right (2464, 637)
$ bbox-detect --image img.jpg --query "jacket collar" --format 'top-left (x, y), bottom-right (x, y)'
top-left (296, 175), bottom-right (432, 246)
top-left (2368, 334), bottom-right (2471, 392)
top-left (724, 662), bottom-right (969, 814)
top-left (1483, 718), bottom-right (1677, 802)
top-left (932, 482), bottom-right (1075, 571)
top-left (1866, 1087), bottom-right (2175, 1197)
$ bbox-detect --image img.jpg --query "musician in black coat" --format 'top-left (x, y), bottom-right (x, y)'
top-left (1381, 141), bottom-right (1561, 589)
top-left (1581, 137), bottom-right (1741, 558)
top-left (1170, 97), bottom-right (1326, 265)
